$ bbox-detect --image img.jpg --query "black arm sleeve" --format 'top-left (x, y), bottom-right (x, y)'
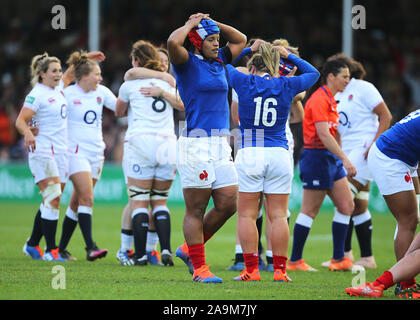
top-left (221, 45), bottom-right (233, 64)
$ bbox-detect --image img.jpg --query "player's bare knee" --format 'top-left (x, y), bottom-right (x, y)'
top-left (78, 193), bottom-right (94, 207)
top-left (398, 214), bottom-right (418, 232)
top-left (218, 202), bottom-right (237, 218)
top-left (337, 201), bottom-right (354, 216)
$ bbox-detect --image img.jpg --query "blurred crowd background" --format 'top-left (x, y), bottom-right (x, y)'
top-left (1, 0), bottom-right (419, 163)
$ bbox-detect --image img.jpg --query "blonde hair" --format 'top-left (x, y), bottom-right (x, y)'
top-left (130, 40), bottom-right (163, 71)
top-left (30, 52), bottom-right (61, 87)
top-left (67, 50), bottom-right (97, 82)
top-left (272, 38), bottom-right (300, 57)
top-left (247, 43), bottom-right (280, 77)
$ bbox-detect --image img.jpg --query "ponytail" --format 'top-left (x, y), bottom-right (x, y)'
top-left (67, 50), bottom-right (97, 81)
top-left (247, 43), bottom-right (279, 77)
top-left (30, 52), bottom-right (61, 87)
top-left (130, 40), bottom-right (163, 72)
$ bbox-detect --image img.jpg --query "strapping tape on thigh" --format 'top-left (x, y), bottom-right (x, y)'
top-left (355, 191), bottom-right (369, 201)
top-left (349, 182), bottom-right (358, 199)
top-left (150, 189), bottom-right (170, 200)
top-left (127, 186), bottom-right (151, 201)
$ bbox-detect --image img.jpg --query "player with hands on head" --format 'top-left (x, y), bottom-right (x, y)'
top-left (228, 38), bottom-right (268, 272)
top-left (227, 43), bottom-right (319, 281)
top-left (167, 13), bottom-right (246, 283)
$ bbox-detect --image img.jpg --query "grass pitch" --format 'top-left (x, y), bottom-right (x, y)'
top-left (0, 202), bottom-right (417, 300)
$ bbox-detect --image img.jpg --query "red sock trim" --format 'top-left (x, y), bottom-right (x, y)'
top-left (188, 244), bottom-right (205, 270)
top-left (273, 255), bottom-right (288, 271)
top-left (243, 253), bottom-right (259, 273)
top-left (373, 270), bottom-right (394, 289)
top-left (203, 233), bottom-right (213, 244)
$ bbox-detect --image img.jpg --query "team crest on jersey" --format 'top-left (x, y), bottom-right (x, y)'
top-left (97, 97), bottom-right (102, 104)
top-left (74, 99), bottom-right (82, 105)
top-left (48, 98), bottom-right (55, 103)
top-left (348, 94), bottom-right (353, 101)
top-left (199, 170), bottom-right (208, 181)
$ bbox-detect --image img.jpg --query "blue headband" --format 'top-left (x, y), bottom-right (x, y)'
top-left (188, 19), bottom-right (220, 51)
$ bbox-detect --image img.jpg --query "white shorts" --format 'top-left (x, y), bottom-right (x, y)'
top-left (343, 145), bottom-right (372, 186)
top-left (368, 142), bottom-right (418, 195)
top-left (28, 152), bottom-right (69, 184)
top-left (68, 152), bottom-right (104, 180)
top-left (177, 135), bottom-right (238, 189)
top-left (123, 134), bottom-right (177, 182)
top-left (235, 147), bottom-right (292, 194)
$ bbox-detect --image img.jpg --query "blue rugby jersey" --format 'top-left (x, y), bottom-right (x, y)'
top-left (375, 108), bottom-right (420, 167)
top-left (172, 47), bottom-right (231, 137)
top-left (227, 53), bottom-right (319, 149)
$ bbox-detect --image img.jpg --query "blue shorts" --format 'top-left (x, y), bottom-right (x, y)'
top-left (299, 149), bottom-right (347, 190)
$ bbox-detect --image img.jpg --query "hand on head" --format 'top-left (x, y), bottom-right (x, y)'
top-left (250, 39), bottom-right (267, 52)
top-left (273, 45), bottom-right (291, 59)
top-left (186, 13), bottom-right (210, 28)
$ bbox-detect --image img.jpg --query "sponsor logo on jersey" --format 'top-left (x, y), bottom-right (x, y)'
top-left (84, 110), bottom-right (97, 124)
top-left (48, 98), bottom-right (55, 103)
top-left (25, 96), bottom-right (35, 104)
top-left (404, 172), bottom-right (412, 183)
top-left (74, 99), bottom-right (82, 105)
top-left (133, 164), bottom-right (141, 173)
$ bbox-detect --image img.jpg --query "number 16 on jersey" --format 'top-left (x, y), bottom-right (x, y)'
top-left (253, 97), bottom-right (277, 127)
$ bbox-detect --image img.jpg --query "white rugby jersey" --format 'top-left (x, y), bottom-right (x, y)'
top-left (118, 78), bottom-right (176, 140)
top-left (23, 81), bottom-right (68, 154)
top-left (335, 78), bottom-right (384, 148)
top-left (64, 83), bottom-right (117, 155)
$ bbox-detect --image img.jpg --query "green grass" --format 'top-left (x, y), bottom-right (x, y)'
top-left (0, 202), bottom-right (417, 300)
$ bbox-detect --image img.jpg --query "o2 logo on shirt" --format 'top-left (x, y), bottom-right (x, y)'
top-left (152, 97), bottom-right (166, 113)
top-left (84, 110), bottom-right (97, 124)
top-left (132, 164), bottom-right (142, 174)
top-left (60, 104), bottom-right (67, 119)
top-left (339, 111), bottom-right (351, 128)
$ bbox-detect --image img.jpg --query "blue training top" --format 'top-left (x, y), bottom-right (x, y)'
top-left (172, 47), bottom-right (231, 137)
top-left (375, 108), bottom-right (420, 167)
top-left (227, 53), bottom-right (319, 149)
